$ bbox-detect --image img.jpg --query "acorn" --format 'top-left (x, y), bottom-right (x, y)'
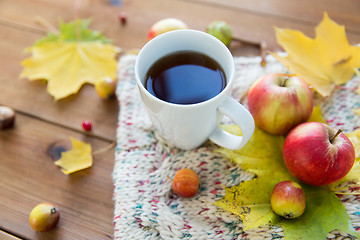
top-left (0, 106), bottom-right (15, 130)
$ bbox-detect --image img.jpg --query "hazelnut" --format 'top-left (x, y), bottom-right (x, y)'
top-left (0, 106), bottom-right (16, 130)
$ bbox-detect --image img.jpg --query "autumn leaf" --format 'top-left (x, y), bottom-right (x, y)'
top-left (355, 68), bottom-right (360, 94)
top-left (272, 12), bottom-right (360, 97)
top-left (275, 185), bottom-right (359, 240)
top-left (215, 125), bottom-right (359, 239)
top-left (354, 108), bottom-right (360, 117)
top-left (346, 129), bottom-right (360, 159)
top-left (54, 137), bottom-right (93, 174)
top-left (20, 19), bottom-right (120, 100)
top-left (307, 105), bottom-right (328, 123)
top-left (215, 105), bottom-right (360, 238)
top-left (215, 125), bottom-right (294, 230)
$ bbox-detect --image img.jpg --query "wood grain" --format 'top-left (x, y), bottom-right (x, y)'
top-left (182, 0), bottom-right (360, 33)
top-left (0, 24), bottom-right (119, 142)
top-left (1, 0), bottom-right (360, 239)
top-left (0, 113), bottom-right (114, 239)
top-left (0, 231), bottom-right (22, 240)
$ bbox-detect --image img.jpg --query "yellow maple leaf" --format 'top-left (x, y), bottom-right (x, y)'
top-left (307, 105), bottom-right (328, 123)
top-left (346, 129), bottom-right (360, 159)
top-left (354, 108), bottom-right (360, 117)
top-left (20, 19), bottom-right (120, 100)
top-left (54, 137), bottom-right (93, 174)
top-left (272, 12), bottom-right (360, 97)
top-left (355, 67), bottom-right (360, 94)
top-left (20, 41), bottom-right (118, 100)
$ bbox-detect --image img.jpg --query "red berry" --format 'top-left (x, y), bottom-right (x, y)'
top-left (82, 121), bottom-right (92, 131)
top-left (172, 168), bottom-right (199, 198)
top-left (119, 12), bottom-right (127, 25)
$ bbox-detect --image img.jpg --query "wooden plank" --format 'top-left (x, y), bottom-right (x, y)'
top-left (0, 0), bottom-right (145, 51)
top-left (182, 0), bottom-right (360, 33)
top-left (0, 231), bottom-right (22, 240)
top-left (2, 0), bottom-right (360, 52)
top-left (0, 1), bottom-right (359, 240)
top-left (0, 114), bottom-right (114, 239)
top-left (117, 0), bottom-right (360, 50)
top-left (1, 0), bottom-right (360, 142)
top-left (0, 24), bottom-right (119, 142)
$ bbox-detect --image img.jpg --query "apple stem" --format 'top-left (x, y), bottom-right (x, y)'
top-left (330, 129), bottom-right (343, 143)
top-left (280, 76), bottom-right (289, 87)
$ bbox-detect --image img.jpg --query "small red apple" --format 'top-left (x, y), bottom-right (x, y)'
top-left (271, 181), bottom-right (306, 219)
top-left (95, 77), bottom-right (117, 99)
top-left (29, 203), bottom-right (60, 232)
top-left (206, 21), bottom-right (232, 46)
top-left (283, 122), bottom-right (355, 186)
top-left (247, 73), bottom-right (313, 135)
top-left (147, 18), bottom-right (188, 41)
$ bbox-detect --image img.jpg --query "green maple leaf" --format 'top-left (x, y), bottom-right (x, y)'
top-left (215, 123), bottom-right (360, 239)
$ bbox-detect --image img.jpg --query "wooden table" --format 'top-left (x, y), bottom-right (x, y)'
top-left (0, 0), bottom-right (359, 239)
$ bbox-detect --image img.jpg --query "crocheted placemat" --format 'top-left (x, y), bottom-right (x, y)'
top-left (113, 54), bottom-right (360, 239)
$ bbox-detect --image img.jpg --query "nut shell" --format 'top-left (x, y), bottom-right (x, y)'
top-left (0, 106), bottom-right (15, 130)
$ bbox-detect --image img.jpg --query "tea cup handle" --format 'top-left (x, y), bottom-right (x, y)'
top-left (209, 96), bottom-right (255, 150)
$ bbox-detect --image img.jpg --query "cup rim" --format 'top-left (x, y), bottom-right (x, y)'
top-left (134, 29), bottom-right (235, 108)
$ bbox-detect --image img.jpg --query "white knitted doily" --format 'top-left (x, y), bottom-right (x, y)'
top-left (113, 54), bottom-right (360, 240)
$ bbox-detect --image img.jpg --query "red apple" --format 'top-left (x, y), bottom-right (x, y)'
top-left (147, 18), bottom-right (188, 41)
top-left (271, 181), bottom-right (306, 219)
top-left (283, 122), bottom-right (355, 186)
top-left (247, 73), bottom-right (313, 135)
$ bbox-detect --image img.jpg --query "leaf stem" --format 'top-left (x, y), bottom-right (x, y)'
top-left (34, 16), bottom-right (59, 33)
top-left (93, 142), bottom-right (116, 155)
top-left (74, 0), bottom-right (82, 41)
top-left (331, 191), bottom-right (360, 195)
top-left (231, 38), bottom-right (267, 67)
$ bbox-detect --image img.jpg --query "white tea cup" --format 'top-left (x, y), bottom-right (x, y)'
top-left (135, 29), bottom-right (255, 150)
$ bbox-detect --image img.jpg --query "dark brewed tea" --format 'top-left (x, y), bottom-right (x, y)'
top-left (145, 51), bottom-right (226, 104)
